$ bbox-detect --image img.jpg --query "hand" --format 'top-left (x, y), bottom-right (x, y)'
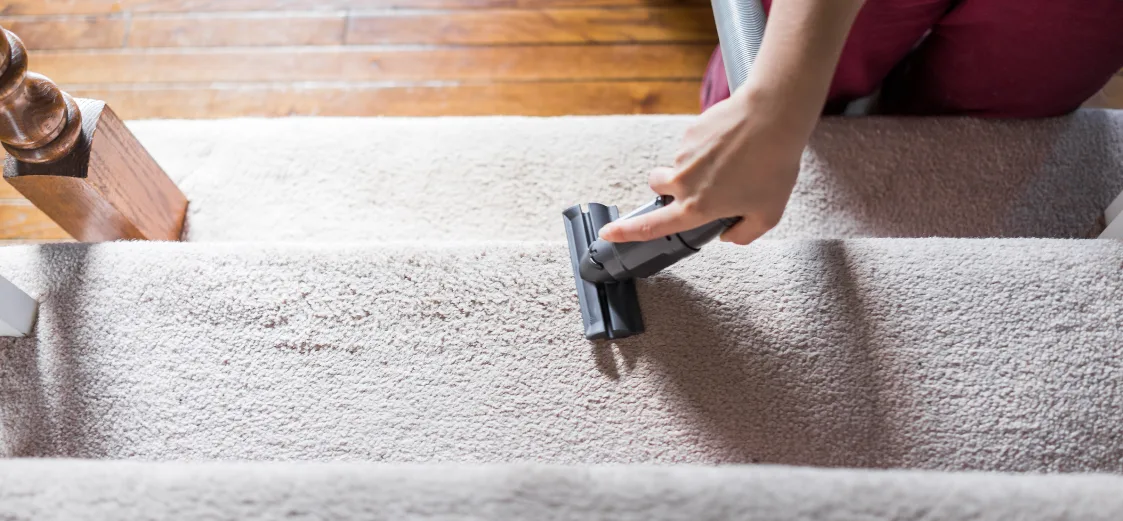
top-left (597, 87), bottom-right (808, 245)
top-left (595, 0), bottom-right (862, 246)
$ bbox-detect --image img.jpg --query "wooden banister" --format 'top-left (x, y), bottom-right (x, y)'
top-left (0, 30), bottom-right (82, 164)
top-left (0, 26), bottom-right (187, 242)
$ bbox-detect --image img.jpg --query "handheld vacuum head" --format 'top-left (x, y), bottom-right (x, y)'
top-left (562, 197), bottom-right (739, 340)
top-left (562, 203), bottom-right (645, 340)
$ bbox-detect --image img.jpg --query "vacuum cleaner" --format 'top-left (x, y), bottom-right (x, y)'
top-left (562, 0), bottom-right (767, 340)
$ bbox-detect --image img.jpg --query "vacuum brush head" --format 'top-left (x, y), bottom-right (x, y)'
top-left (562, 203), bottom-right (645, 340)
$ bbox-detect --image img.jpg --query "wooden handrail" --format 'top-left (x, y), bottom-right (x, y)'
top-left (0, 25), bottom-right (187, 242)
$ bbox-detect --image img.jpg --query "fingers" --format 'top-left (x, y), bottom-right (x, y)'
top-left (598, 202), bottom-right (711, 243)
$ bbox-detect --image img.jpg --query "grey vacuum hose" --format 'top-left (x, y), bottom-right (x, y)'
top-left (711, 0), bottom-right (767, 92)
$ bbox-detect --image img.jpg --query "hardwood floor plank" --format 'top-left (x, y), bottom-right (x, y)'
top-left (0, 1), bottom-right (124, 16)
top-left (0, 239), bottom-right (76, 245)
top-left (68, 81), bottom-right (702, 118)
top-left (0, 179), bottom-right (22, 199)
top-left (0, 15), bottom-right (127, 50)
top-left (39, 45), bottom-right (712, 83)
top-left (2, 0), bottom-right (707, 15)
top-left (346, 7), bottom-right (715, 45)
top-left (0, 202), bottom-right (70, 241)
top-left (128, 13), bottom-right (346, 47)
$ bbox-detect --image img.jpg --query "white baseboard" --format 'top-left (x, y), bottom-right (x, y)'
top-left (1102, 216), bottom-right (1123, 240)
top-left (1105, 188), bottom-right (1123, 226)
top-left (0, 275), bottom-right (36, 337)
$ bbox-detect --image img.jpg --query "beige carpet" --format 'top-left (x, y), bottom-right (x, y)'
top-left (128, 112), bottom-right (1123, 242)
top-left (1, 239), bottom-right (1121, 471)
top-left (2, 111), bottom-right (1123, 519)
top-left (4, 460), bottom-right (1123, 521)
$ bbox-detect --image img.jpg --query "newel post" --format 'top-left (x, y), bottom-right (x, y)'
top-left (0, 26), bottom-right (188, 242)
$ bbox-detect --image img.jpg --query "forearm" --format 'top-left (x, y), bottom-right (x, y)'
top-left (739, 0), bottom-right (866, 140)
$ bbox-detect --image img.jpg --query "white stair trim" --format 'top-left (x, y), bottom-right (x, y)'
top-left (1106, 188), bottom-right (1123, 225)
top-left (1102, 216), bottom-right (1123, 240)
top-left (1103, 189), bottom-right (1123, 239)
top-left (0, 274), bottom-right (36, 337)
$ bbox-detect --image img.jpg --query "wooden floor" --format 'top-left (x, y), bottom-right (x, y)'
top-left (1, 0), bottom-right (717, 119)
top-left (0, 1), bottom-right (1120, 241)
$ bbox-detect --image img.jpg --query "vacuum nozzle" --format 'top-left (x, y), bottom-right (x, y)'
top-left (562, 204), bottom-right (644, 340)
top-left (563, 198), bottom-right (740, 340)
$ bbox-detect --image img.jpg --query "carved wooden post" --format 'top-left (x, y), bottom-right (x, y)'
top-left (0, 26), bottom-right (187, 242)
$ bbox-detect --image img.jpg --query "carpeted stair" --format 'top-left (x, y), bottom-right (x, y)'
top-left (5, 461), bottom-right (1123, 521)
top-left (2, 111), bottom-right (1123, 519)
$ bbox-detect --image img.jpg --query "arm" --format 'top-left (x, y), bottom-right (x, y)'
top-left (598, 0), bottom-right (866, 245)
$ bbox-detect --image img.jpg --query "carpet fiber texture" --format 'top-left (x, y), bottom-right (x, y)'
top-left (4, 460), bottom-right (1123, 521)
top-left (128, 111), bottom-right (1123, 242)
top-left (3, 112), bottom-right (1123, 519)
top-left (1, 239), bottom-right (1120, 471)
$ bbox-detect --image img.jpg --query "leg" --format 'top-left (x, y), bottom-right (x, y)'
top-left (701, 0), bottom-right (953, 112)
top-left (700, 46), bottom-right (730, 111)
top-left (880, 0), bottom-right (1123, 117)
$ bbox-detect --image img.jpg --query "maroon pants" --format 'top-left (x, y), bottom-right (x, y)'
top-left (701, 0), bottom-right (1123, 117)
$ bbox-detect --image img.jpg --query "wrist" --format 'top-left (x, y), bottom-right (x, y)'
top-left (734, 80), bottom-right (822, 142)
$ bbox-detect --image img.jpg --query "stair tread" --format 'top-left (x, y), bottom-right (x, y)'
top-left (127, 111), bottom-right (1123, 242)
top-left (1, 239), bottom-right (1120, 469)
top-left (4, 460), bottom-right (1123, 521)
